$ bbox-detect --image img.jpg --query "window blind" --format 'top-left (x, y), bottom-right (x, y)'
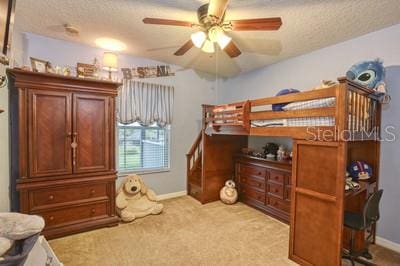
top-left (118, 122), bottom-right (170, 173)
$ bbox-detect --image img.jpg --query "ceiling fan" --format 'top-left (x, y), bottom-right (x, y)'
top-left (143, 0), bottom-right (282, 58)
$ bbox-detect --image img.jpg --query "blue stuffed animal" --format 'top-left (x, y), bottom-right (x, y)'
top-left (346, 59), bottom-right (387, 94)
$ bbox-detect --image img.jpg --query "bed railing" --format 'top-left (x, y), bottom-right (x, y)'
top-left (203, 78), bottom-right (381, 140)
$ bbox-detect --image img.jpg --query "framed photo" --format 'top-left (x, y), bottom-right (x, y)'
top-left (77, 63), bottom-right (96, 78)
top-left (30, 57), bottom-right (49, 73)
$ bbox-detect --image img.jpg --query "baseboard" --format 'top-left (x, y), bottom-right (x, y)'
top-left (376, 236), bottom-right (400, 253)
top-left (157, 190), bottom-right (187, 201)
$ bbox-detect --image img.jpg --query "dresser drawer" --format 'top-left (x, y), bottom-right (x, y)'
top-left (240, 164), bottom-right (266, 178)
top-left (31, 182), bottom-right (108, 209)
top-left (240, 175), bottom-right (265, 191)
top-left (268, 170), bottom-right (285, 184)
top-left (240, 186), bottom-right (265, 204)
top-left (267, 182), bottom-right (284, 199)
top-left (38, 201), bottom-right (109, 228)
top-left (267, 196), bottom-right (290, 213)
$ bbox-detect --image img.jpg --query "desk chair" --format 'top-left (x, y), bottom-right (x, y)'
top-left (342, 189), bottom-right (383, 266)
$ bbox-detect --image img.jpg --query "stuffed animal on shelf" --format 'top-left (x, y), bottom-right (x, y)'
top-left (263, 143), bottom-right (279, 158)
top-left (116, 174), bottom-right (164, 222)
top-left (346, 58), bottom-right (390, 103)
top-left (348, 161), bottom-right (372, 181)
top-left (220, 180), bottom-right (238, 205)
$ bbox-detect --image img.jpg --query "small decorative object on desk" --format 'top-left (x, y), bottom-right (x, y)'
top-left (116, 174), bottom-right (164, 222)
top-left (277, 145), bottom-right (286, 161)
top-left (345, 178), bottom-right (360, 191)
top-left (220, 180), bottom-right (238, 205)
top-left (263, 143), bottom-right (279, 157)
top-left (348, 161), bottom-right (372, 181)
top-left (63, 66), bottom-right (71, 76)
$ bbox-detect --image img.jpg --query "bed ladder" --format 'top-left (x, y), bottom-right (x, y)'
top-left (186, 131), bottom-right (203, 193)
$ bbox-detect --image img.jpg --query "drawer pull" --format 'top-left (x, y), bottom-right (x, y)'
top-left (49, 216), bottom-right (54, 221)
top-left (275, 189), bottom-right (279, 193)
top-left (91, 208), bottom-right (96, 214)
top-left (48, 195), bottom-right (54, 200)
top-left (258, 172), bottom-right (262, 175)
top-left (91, 189), bottom-right (96, 195)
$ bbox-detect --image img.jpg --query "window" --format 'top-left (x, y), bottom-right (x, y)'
top-left (118, 122), bottom-right (170, 173)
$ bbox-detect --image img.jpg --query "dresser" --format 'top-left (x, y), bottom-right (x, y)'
top-left (235, 154), bottom-right (292, 223)
top-left (8, 69), bottom-right (120, 239)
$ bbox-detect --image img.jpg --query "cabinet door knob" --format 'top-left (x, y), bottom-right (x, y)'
top-left (49, 216), bottom-right (54, 221)
top-left (91, 189), bottom-right (95, 195)
top-left (91, 208), bottom-right (96, 214)
top-left (48, 195), bottom-right (54, 200)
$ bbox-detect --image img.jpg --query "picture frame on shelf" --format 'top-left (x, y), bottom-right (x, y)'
top-left (77, 63), bottom-right (96, 78)
top-left (30, 57), bottom-right (49, 73)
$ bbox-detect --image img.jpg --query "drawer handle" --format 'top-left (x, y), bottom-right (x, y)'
top-left (91, 208), bottom-right (96, 214)
top-left (258, 172), bottom-right (262, 175)
top-left (91, 189), bottom-right (96, 195)
top-left (48, 195), bottom-right (54, 200)
top-left (275, 189), bottom-right (279, 193)
top-left (49, 216), bottom-right (54, 221)
top-left (257, 183), bottom-right (261, 187)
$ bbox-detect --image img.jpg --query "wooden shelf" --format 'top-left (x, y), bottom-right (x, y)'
top-left (235, 153), bottom-right (292, 166)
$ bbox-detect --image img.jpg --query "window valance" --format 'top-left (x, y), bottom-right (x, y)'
top-left (117, 79), bottom-right (174, 127)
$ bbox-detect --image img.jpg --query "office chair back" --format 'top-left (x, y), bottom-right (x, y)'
top-left (363, 189), bottom-right (383, 228)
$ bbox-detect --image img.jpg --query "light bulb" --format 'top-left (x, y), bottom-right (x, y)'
top-left (217, 34), bottom-right (232, 49)
top-left (201, 40), bottom-right (215, 53)
top-left (191, 31), bottom-right (206, 48)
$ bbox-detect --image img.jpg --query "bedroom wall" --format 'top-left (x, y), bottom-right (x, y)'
top-left (217, 23), bottom-right (400, 246)
top-left (0, 32), bottom-right (219, 211)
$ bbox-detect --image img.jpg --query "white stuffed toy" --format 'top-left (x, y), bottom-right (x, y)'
top-left (220, 180), bottom-right (238, 205)
top-left (116, 174), bottom-right (163, 222)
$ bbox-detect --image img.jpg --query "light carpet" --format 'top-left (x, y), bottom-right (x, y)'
top-left (49, 196), bottom-right (400, 266)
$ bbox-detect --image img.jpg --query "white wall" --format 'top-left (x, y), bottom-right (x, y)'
top-left (0, 33), bottom-right (219, 211)
top-left (218, 24), bottom-right (400, 244)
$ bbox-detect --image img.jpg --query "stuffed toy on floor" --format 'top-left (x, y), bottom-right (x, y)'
top-left (220, 180), bottom-right (238, 204)
top-left (116, 174), bottom-right (164, 222)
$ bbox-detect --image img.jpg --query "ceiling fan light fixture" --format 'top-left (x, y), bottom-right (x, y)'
top-left (201, 39), bottom-right (215, 53)
top-left (191, 31), bottom-right (206, 48)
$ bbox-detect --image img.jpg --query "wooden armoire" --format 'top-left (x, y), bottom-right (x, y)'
top-left (8, 69), bottom-right (120, 239)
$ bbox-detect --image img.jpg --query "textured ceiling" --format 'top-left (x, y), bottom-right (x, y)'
top-left (14, 0), bottom-right (400, 77)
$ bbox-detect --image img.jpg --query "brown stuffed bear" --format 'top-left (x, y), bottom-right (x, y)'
top-left (116, 174), bottom-right (163, 222)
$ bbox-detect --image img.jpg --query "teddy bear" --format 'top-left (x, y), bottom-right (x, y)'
top-left (116, 174), bottom-right (163, 222)
top-left (220, 180), bottom-right (238, 205)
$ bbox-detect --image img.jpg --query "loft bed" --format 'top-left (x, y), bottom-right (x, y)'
top-left (204, 78), bottom-right (382, 141)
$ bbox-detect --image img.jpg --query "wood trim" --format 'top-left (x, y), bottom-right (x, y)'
top-left (250, 87), bottom-right (337, 106)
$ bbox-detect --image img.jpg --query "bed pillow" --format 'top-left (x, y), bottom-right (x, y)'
top-left (0, 213), bottom-right (45, 240)
top-left (272, 89), bottom-right (300, 111)
top-left (282, 97), bottom-right (336, 111)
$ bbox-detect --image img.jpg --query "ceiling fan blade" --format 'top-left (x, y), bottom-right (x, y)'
top-left (208, 0), bottom-right (230, 22)
top-left (230, 17), bottom-right (282, 31)
top-left (174, 40), bottom-right (194, 56)
top-left (224, 41), bottom-right (241, 58)
top-left (143, 18), bottom-right (194, 27)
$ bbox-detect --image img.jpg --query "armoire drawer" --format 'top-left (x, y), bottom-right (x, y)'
top-left (267, 196), bottom-right (290, 213)
top-left (240, 186), bottom-right (265, 204)
top-left (38, 201), bottom-right (109, 228)
top-left (240, 164), bottom-right (266, 178)
top-left (30, 182), bottom-right (108, 209)
top-left (240, 175), bottom-right (265, 191)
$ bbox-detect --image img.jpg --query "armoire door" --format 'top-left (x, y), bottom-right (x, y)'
top-left (73, 94), bottom-right (110, 173)
top-left (289, 140), bottom-right (346, 266)
top-left (28, 90), bottom-right (72, 177)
